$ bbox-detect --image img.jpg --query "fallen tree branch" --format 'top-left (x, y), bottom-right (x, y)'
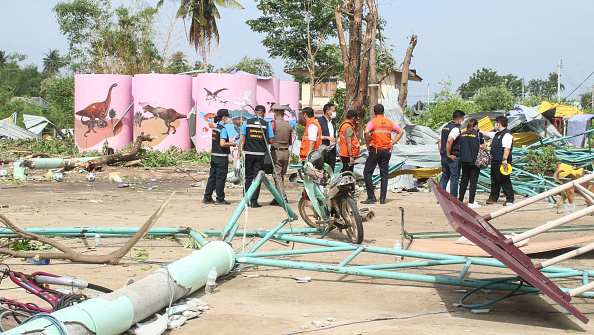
top-left (0, 191), bottom-right (176, 264)
top-left (84, 133), bottom-right (153, 172)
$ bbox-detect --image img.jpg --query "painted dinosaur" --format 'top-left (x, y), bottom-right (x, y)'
top-left (75, 83), bottom-right (118, 121)
top-left (134, 111), bottom-right (150, 127)
top-left (81, 118), bottom-right (108, 137)
top-left (142, 105), bottom-right (187, 135)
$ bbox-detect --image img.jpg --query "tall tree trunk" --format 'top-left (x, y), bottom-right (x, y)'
top-left (368, 27), bottom-right (378, 120)
top-left (398, 34), bottom-right (418, 108)
top-left (308, 69), bottom-right (315, 108)
top-left (334, 0), bottom-right (377, 137)
top-left (200, 29), bottom-right (208, 70)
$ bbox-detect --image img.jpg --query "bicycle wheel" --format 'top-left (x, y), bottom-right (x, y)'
top-left (339, 196), bottom-right (364, 244)
top-left (298, 197), bottom-right (324, 229)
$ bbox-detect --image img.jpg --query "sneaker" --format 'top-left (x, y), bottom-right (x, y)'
top-left (250, 202), bottom-right (262, 208)
top-left (361, 199), bottom-right (377, 204)
top-left (485, 199), bottom-right (497, 205)
top-left (380, 199), bottom-right (386, 204)
top-left (468, 203), bottom-right (477, 209)
top-left (215, 200), bottom-right (230, 205)
top-left (202, 198), bottom-right (215, 204)
top-left (470, 202), bottom-right (481, 209)
top-left (269, 199), bottom-right (280, 206)
top-left (504, 202), bottom-right (514, 206)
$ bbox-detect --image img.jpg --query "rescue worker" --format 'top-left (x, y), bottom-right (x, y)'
top-left (269, 104), bottom-right (293, 206)
top-left (317, 103), bottom-right (337, 171)
top-left (338, 109), bottom-right (360, 173)
top-left (438, 109), bottom-right (465, 198)
top-left (481, 116), bottom-right (514, 206)
top-left (299, 107), bottom-right (322, 163)
top-left (239, 105), bottom-right (274, 208)
top-left (203, 109), bottom-right (237, 205)
top-left (361, 104), bottom-right (404, 205)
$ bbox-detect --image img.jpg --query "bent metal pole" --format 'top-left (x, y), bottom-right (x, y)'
top-left (3, 241), bottom-right (235, 335)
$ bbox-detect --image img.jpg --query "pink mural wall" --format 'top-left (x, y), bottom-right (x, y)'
top-left (279, 80), bottom-right (300, 122)
top-left (133, 74), bottom-right (193, 151)
top-left (74, 74), bottom-right (134, 152)
top-left (73, 73), bottom-right (300, 153)
top-left (256, 78), bottom-right (280, 118)
top-left (194, 73), bottom-right (258, 152)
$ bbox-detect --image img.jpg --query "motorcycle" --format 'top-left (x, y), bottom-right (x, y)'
top-left (290, 145), bottom-right (364, 244)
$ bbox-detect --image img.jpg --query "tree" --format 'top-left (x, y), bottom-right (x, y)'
top-left (166, 51), bottom-right (191, 74)
top-left (54, 0), bottom-right (163, 74)
top-left (527, 73), bottom-right (564, 99)
top-left (473, 85), bottom-right (515, 112)
top-left (43, 49), bottom-right (62, 77)
top-left (457, 68), bottom-right (502, 99)
top-left (0, 51), bottom-right (6, 68)
top-left (159, 0), bottom-right (243, 70)
top-left (40, 77), bottom-right (75, 130)
top-left (247, 0), bottom-right (340, 107)
top-left (579, 92), bottom-right (593, 112)
top-left (224, 56), bottom-right (274, 77)
top-left (398, 34), bottom-right (417, 108)
top-left (334, 0), bottom-right (377, 135)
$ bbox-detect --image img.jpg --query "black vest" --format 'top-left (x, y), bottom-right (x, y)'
top-left (244, 117), bottom-right (269, 155)
top-left (440, 121), bottom-right (461, 157)
top-left (211, 123), bottom-right (230, 157)
top-left (490, 128), bottom-right (512, 164)
top-left (459, 129), bottom-right (481, 163)
top-left (317, 116), bottom-right (336, 149)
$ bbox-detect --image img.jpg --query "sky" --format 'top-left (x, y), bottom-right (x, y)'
top-left (1, 0), bottom-right (593, 106)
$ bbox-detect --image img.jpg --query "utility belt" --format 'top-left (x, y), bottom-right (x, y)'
top-left (271, 148), bottom-right (289, 151)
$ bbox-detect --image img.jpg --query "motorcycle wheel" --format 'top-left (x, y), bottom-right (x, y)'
top-left (298, 197), bottom-right (324, 229)
top-left (340, 196), bottom-right (364, 244)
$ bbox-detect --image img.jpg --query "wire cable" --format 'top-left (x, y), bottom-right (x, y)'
top-left (459, 276), bottom-right (532, 309)
top-left (21, 312), bottom-right (68, 335)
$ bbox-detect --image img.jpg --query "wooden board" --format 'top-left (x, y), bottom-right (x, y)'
top-left (408, 235), bottom-right (594, 257)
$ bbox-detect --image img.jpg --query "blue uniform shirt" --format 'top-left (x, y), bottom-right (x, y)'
top-left (241, 117), bottom-right (275, 139)
top-left (217, 122), bottom-right (229, 140)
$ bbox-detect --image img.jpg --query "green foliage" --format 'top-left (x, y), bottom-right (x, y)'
top-left (0, 100), bottom-right (45, 129)
top-left (1, 238), bottom-right (53, 252)
top-left (473, 85), bottom-right (515, 111)
top-left (329, 88), bottom-right (346, 122)
top-left (524, 145), bottom-right (561, 175)
top-left (54, 0), bottom-right (163, 74)
top-left (222, 56), bottom-right (274, 77)
top-left (296, 124), bottom-right (305, 140)
top-left (0, 139), bottom-right (94, 159)
top-left (519, 94), bottom-right (546, 107)
top-left (527, 73), bottom-right (563, 99)
top-left (0, 58), bottom-right (43, 98)
top-left (138, 146), bottom-right (211, 166)
top-left (247, 0), bottom-right (341, 88)
top-left (40, 77), bottom-right (75, 130)
top-left (579, 92), bottom-right (593, 112)
top-left (457, 68), bottom-right (522, 100)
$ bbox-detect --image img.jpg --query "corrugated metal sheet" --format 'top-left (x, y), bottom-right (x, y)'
top-left (0, 120), bottom-right (35, 139)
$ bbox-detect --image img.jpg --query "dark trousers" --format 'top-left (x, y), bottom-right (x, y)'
top-left (324, 148), bottom-right (336, 172)
top-left (341, 156), bottom-right (354, 173)
top-left (439, 156), bottom-right (460, 198)
top-left (245, 154), bottom-right (264, 203)
top-left (363, 147), bottom-right (391, 202)
top-left (459, 162), bottom-right (480, 204)
top-left (204, 155), bottom-right (228, 201)
top-left (488, 163), bottom-right (514, 203)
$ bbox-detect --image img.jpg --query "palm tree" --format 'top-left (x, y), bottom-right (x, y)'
top-left (43, 49), bottom-right (60, 76)
top-left (158, 0), bottom-right (244, 69)
top-left (0, 51), bottom-right (7, 68)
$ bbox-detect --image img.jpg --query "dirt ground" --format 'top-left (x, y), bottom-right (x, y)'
top-left (1, 165), bottom-right (594, 334)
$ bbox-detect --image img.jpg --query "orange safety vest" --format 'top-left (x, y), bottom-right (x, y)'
top-left (299, 118), bottom-right (322, 160)
top-left (338, 120), bottom-right (360, 157)
top-left (369, 115), bottom-right (394, 150)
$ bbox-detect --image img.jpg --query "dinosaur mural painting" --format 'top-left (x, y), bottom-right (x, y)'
top-left (75, 83), bottom-right (118, 121)
top-left (134, 111), bottom-right (150, 127)
top-left (142, 105), bottom-right (187, 135)
top-left (81, 118), bottom-right (108, 137)
top-left (204, 87), bottom-right (228, 104)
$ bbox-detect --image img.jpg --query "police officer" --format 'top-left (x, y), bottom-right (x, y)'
top-left (299, 107), bottom-right (322, 163)
top-left (269, 104), bottom-right (293, 205)
top-left (317, 103), bottom-right (337, 171)
top-left (481, 116), bottom-right (514, 206)
top-left (361, 104), bottom-right (404, 204)
top-left (239, 105), bottom-right (274, 207)
top-left (338, 110), bottom-right (360, 173)
top-left (203, 109), bottom-right (237, 205)
top-left (438, 109), bottom-right (465, 198)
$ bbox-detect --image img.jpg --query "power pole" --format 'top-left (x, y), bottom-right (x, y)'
top-left (558, 58), bottom-right (562, 102)
top-left (427, 83), bottom-right (430, 111)
top-left (591, 84), bottom-right (593, 111)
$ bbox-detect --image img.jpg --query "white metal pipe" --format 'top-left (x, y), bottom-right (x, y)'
top-left (569, 281), bottom-right (594, 297)
top-left (508, 205), bottom-right (594, 244)
top-left (34, 275), bottom-right (89, 289)
top-left (485, 173), bottom-right (594, 221)
top-left (575, 183), bottom-right (594, 205)
top-left (538, 242), bottom-right (594, 269)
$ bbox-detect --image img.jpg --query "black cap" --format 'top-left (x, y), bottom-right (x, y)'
top-left (217, 109), bottom-right (230, 118)
top-left (347, 110), bottom-right (358, 118)
top-left (254, 105), bottom-right (266, 112)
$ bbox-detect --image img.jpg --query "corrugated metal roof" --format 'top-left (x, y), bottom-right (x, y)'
top-left (0, 120), bottom-right (35, 139)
